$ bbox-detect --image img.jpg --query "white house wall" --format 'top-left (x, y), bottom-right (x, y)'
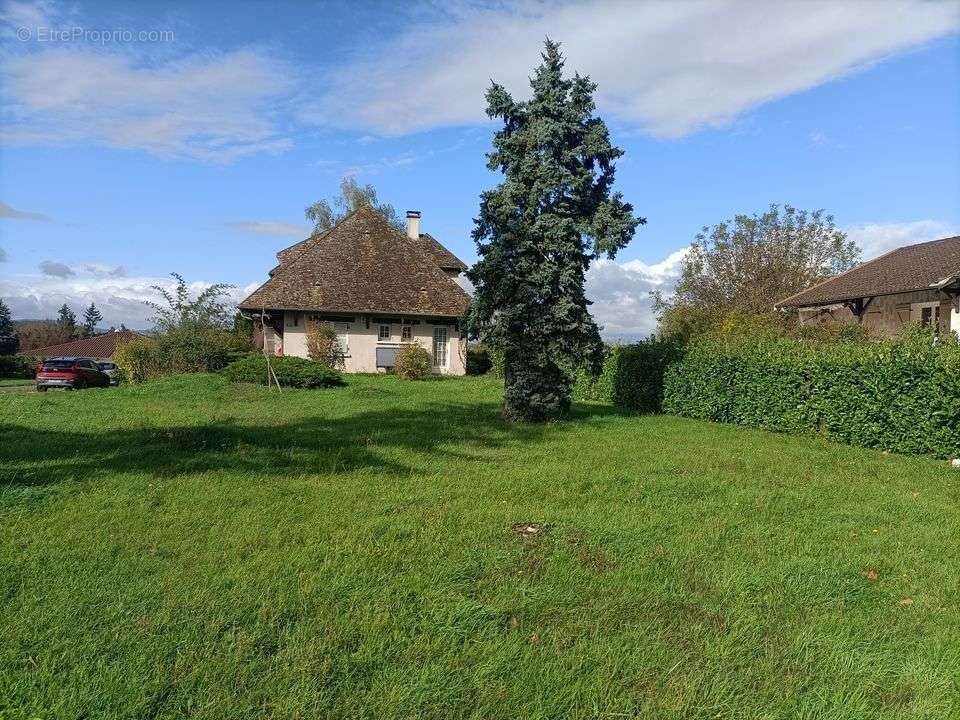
top-left (281, 312), bottom-right (466, 375)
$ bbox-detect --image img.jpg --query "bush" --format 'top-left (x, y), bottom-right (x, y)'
top-left (393, 343), bottom-right (432, 380)
top-left (0, 354), bottom-right (37, 379)
top-left (113, 336), bottom-right (162, 384)
top-left (572, 340), bottom-right (682, 412)
top-left (115, 328), bottom-right (251, 384)
top-left (221, 354), bottom-right (344, 389)
top-left (466, 345), bottom-right (493, 375)
top-left (305, 322), bottom-right (345, 370)
top-left (662, 329), bottom-right (960, 458)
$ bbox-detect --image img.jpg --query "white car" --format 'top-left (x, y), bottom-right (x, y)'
top-left (95, 360), bottom-right (120, 385)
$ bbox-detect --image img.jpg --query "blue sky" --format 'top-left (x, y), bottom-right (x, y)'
top-left (1, 0), bottom-right (958, 334)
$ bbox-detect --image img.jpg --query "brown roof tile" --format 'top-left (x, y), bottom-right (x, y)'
top-left (239, 207), bottom-right (471, 317)
top-left (19, 330), bottom-right (144, 359)
top-left (419, 232), bottom-right (467, 271)
top-left (777, 235), bottom-right (960, 308)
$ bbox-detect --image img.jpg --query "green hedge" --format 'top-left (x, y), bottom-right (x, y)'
top-left (573, 340), bottom-right (682, 412)
top-left (115, 328), bottom-right (251, 384)
top-left (221, 354), bottom-right (344, 389)
top-left (662, 333), bottom-right (960, 458)
top-left (0, 354), bottom-right (37, 379)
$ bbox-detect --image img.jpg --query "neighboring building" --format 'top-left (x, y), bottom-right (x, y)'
top-left (239, 207), bottom-right (471, 374)
top-left (776, 235), bottom-right (960, 336)
top-left (18, 329), bottom-right (144, 360)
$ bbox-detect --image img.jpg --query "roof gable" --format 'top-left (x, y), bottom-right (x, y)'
top-left (777, 235), bottom-right (960, 308)
top-left (239, 207), bottom-right (471, 317)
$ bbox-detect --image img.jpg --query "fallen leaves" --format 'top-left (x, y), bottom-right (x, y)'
top-left (863, 570), bottom-right (879, 581)
top-left (899, 598), bottom-right (914, 606)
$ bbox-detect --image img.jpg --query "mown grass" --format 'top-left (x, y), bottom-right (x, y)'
top-left (1, 373), bottom-right (958, 719)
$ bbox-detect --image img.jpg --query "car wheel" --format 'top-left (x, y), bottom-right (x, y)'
top-left (37, 386), bottom-right (47, 392)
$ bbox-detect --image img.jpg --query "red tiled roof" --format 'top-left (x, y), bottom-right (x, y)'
top-left (239, 207), bottom-right (471, 317)
top-left (777, 235), bottom-right (960, 308)
top-left (19, 330), bottom-right (144, 359)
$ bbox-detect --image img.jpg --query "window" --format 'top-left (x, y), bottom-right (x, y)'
top-left (401, 325), bottom-right (412, 342)
top-left (378, 324), bottom-right (391, 341)
top-left (334, 322), bottom-right (350, 355)
top-left (433, 326), bottom-right (448, 367)
top-left (912, 301), bottom-right (941, 328)
top-left (287, 312), bottom-right (299, 327)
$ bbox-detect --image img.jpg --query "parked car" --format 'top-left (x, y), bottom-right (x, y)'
top-left (96, 360), bottom-right (120, 385)
top-left (35, 357), bottom-right (111, 391)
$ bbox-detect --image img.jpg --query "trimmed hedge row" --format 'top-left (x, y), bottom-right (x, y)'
top-left (221, 354), bottom-right (344, 389)
top-left (573, 340), bottom-right (681, 412)
top-left (662, 334), bottom-right (960, 458)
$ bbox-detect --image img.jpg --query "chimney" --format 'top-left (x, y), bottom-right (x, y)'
top-left (406, 210), bottom-right (421, 240)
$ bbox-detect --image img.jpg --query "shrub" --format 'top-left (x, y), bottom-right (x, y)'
top-left (305, 321), bottom-right (345, 370)
top-left (662, 330), bottom-right (960, 458)
top-left (572, 339), bottom-right (682, 412)
top-left (394, 343), bottom-right (432, 380)
top-left (221, 354), bottom-right (344, 389)
top-left (115, 328), bottom-right (251, 384)
top-left (466, 345), bottom-right (493, 375)
top-left (114, 336), bottom-right (162, 384)
top-left (0, 354), bottom-right (37, 379)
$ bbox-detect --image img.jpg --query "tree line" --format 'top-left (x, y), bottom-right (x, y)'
top-left (0, 299), bottom-right (117, 355)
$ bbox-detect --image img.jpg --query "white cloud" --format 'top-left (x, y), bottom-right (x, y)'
top-left (80, 262), bottom-right (127, 277)
top-left (586, 247), bottom-right (688, 337)
top-left (1, 269), bottom-right (258, 328)
top-left (0, 0), bottom-right (57, 36)
top-left (226, 221), bottom-right (309, 238)
top-left (1, 46), bottom-right (296, 162)
top-left (846, 220), bottom-right (957, 260)
top-left (0, 200), bottom-right (49, 220)
top-left (307, 0), bottom-right (958, 137)
top-left (38, 260), bottom-right (73, 277)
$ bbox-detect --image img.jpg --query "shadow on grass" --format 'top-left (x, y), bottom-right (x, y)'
top-left (0, 399), bottom-right (627, 490)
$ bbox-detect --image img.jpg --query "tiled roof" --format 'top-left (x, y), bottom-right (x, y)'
top-left (239, 207), bottom-right (471, 317)
top-left (777, 235), bottom-right (960, 308)
top-left (19, 330), bottom-right (144, 359)
top-left (419, 232), bottom-right (467, 271)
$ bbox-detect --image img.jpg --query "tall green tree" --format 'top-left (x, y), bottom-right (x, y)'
top-left (466, 40), bottom-right (643, 421)
top-left (654, 204), bottom-right (859, 339)
top-left (56, 303), bottom-right (77, 339)
top-left (81, 302), bottom-right (103, 337)
top-left (305, 176), bottom-right (403, 234)
top-left (0, 298), bottom-right (18, 355)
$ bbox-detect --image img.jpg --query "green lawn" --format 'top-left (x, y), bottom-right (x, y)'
top-left (1, 374), bottom-right (958, 719)
top-left (0, 378), bottom-right (33, 388)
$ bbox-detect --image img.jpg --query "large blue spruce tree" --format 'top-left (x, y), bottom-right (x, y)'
top-left (466, 40), bottom-right (643, 421)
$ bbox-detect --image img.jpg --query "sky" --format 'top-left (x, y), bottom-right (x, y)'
top-left (1, 0), bottom-right (958, 336)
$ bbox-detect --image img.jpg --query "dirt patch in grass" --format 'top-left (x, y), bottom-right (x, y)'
top-left (511, 522), bottom-right (547, 539)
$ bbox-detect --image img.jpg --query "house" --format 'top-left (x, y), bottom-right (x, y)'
top-left (238, 207), bottom-right (472, 374)
top-left (18, 329), bottom-right (144, 360)
top-left (776, 235), bottom-right (960, 336)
